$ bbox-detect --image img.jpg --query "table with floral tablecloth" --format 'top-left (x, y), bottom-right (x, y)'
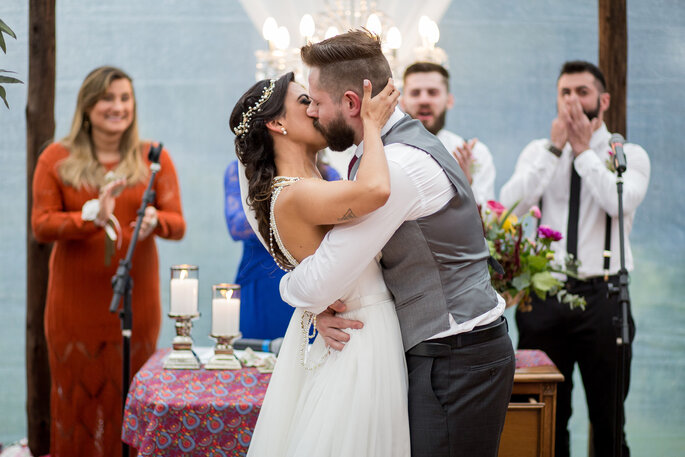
top-left (122, 347), bottom-right (553, 456)
top-left (122, 348), bottom-right (271, 456)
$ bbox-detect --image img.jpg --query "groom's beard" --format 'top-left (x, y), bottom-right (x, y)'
top-left (314, 114), bottom-right (356, 152)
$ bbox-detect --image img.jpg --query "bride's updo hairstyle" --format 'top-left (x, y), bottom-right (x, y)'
top-left (230, 72), bottom-right (294, 260)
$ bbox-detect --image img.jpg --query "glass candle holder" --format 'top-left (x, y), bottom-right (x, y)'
top-left (169, 264), bottom-right (199, 316)
top-left (206, 284), bottom-right (242, 370)
top-left (211, 283), bottom-right (240, 336)
top-left (164, 265), bottom-right (201, 370)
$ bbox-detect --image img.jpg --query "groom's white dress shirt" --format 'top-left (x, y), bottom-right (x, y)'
top-left (280, 107), bottom-right (504, 339)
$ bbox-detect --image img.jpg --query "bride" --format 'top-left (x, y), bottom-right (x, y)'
top-left (230, 71), bottom-right (410, 456)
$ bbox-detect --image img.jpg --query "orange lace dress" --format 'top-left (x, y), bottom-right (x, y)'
top-left (31, 142), bottom-right (185, 457)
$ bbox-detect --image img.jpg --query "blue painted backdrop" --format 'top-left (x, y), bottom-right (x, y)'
top-left (1, 1), bottom-right (683, 455)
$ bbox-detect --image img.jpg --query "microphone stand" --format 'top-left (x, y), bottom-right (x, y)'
top-left (109, 143), bottom-right (163, 457)
top-left (608, 149), bottom-right (630, 457)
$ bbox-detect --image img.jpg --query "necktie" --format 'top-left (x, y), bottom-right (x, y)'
top-left (347, 154), bottom-right (359, 180)
top-left (567, 164), bottom-right (581, 258)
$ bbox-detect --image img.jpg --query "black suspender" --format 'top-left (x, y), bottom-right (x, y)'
top-left (603, 213), bottom-right (612, 280)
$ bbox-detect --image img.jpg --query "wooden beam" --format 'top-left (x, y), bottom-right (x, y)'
top-left (599, 0), bottom-right (627, 136)
top-left (26, 1), bottom-right (56, 455)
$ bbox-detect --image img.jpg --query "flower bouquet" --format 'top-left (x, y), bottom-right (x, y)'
top-left (483, 200), bottom-right (586, 312)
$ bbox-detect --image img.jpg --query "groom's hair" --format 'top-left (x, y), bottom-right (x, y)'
top-left (301, 29), bottom-right (392, 102)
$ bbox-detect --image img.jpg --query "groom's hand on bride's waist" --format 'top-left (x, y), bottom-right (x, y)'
top-left (317, 300), bottom-right (364, 351)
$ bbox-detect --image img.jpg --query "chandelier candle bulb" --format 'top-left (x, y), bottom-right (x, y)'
top-left (299, 14), bottom-right (315, 39)
top-left (366, 13), bottom-right (382, 35)
top-left (262, 17), bottom-right (278, 42)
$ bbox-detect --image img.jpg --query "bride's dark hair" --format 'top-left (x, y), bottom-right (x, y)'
top-left (230, 72), bottom-right (294, 266)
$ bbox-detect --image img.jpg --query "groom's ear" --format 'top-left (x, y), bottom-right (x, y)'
top-left (341, 90), bottom-right (362, 117)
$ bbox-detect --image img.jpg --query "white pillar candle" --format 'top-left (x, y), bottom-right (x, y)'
top-left (212, 297), bottom-right (240, 336)
top-left (170, 278), bottom-right (199, 315)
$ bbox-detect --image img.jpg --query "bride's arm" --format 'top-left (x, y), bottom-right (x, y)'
top-left (289, 78), bottom-right (398, 225)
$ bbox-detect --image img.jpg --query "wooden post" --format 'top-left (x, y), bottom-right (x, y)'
top-left (594, 5), bottom-right (627, 455)
top-left (599, 0), bottom-right (627, 136)
top-left (26, 1), bottom-right (56, 455)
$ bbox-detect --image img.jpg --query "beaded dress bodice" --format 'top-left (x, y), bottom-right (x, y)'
top-left (269, 177), bottom-right (301, 272)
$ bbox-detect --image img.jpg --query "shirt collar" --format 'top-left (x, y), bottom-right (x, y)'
top-left (381, 106), bottom-right (405, 137)
top-left (354, 106), bottom-right (405, 158)
top-left (590, 122), bottom-right (611, 150)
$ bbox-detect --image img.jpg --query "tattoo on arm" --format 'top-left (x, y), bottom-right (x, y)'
top-left (337, 208), bottom-right (356, 222)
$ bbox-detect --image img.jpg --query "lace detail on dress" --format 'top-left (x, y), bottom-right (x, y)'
top-left (269, 177), bottom-right (301, 272)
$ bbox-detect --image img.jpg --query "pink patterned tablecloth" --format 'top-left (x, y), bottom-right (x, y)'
top-left (122, 348), bottom-right (271, 457)
top-left (122, 348), bottom-right (552, 456)
top-left (515, 349), bottom-right (555, 369)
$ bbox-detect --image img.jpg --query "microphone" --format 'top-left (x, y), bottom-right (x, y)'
top-left (148, 142), bottom-right (163, 163)
top-left (233, 337), bottom-right (284, 355)
top-left (610, 134), bottom-right (627, 173)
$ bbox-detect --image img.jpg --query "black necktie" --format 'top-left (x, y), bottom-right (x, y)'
top-left (567, 164), bottom-right (581, 258)
top-left (347, 155), bottom-right (359, 180)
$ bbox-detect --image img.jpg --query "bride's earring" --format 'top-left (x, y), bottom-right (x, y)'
top-left (281, 127), bottom-right (287, 136)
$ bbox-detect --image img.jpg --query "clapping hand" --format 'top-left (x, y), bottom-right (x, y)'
top-left (97, 177), bottom-right (126, 226)
top-left (135, 206), bottom-right (158, 240)
top-left (565, 96), bottom-right (599, 156)
top-left (453, 138), bottom-right (478, 184)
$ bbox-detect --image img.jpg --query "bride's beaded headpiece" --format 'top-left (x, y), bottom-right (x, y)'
top-left (233, 79), bottom-right (277, 138)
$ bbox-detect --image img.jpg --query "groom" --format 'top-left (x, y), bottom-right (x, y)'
top-left (280, 31), bottom-right (515, 457)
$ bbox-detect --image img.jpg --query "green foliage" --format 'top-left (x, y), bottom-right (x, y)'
top-left (0, 19), bottom-right (23, 109)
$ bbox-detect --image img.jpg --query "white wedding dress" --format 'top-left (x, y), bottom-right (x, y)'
top-left (246, 181), bottom-right (410, 457)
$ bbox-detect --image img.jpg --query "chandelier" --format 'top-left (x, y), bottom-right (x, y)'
top-left (254, 1), bottom-right (447, 83)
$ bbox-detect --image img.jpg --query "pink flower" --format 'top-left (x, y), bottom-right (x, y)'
top-left (537, 225), bottom-right (562, 241)
top-left (486, 200), bottom-right (506, 217)
top-left (530, 205), bottom-right (541, 219)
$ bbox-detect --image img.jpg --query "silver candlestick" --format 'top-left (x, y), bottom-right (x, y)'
top-left (164, 265), bottom-right (201, 369)
top-left (205, 333), bottom-right (242, 370)
top-left (163, 313), bottom-right (201, 370)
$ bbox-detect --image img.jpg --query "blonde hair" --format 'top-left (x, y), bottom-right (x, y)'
top-left (58, 66), bottom-right (147, 190)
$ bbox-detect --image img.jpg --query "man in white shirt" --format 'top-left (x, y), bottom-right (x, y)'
top-left (500, 60), bottom-right (650, 457)
top-left (281, 31), bottom-right (515, 457)
top-left (401, 62), bottom-right (495, 206)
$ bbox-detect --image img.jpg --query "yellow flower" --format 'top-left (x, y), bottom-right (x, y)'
top-left (501, 213), bottom-right (518, 233)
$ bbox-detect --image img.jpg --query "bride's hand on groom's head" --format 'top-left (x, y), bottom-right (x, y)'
top-left (317, 301), bottom-right (364, 351)
top-left (361, 77), bottom-right (399, 131)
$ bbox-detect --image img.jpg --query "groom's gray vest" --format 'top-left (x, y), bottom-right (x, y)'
top-left (376, 115), bottom-right (498, 351)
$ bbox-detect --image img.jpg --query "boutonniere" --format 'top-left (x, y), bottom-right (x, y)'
top-left (605, 148), bottom-right (617, 173)
top-left (469, 158), bottom-right (481, 176)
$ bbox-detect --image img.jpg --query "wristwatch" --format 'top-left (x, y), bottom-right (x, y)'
top-left (546, 143), bottom-right (563, 158)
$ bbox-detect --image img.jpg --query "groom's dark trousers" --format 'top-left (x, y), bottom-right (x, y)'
top-left (406, 316), bottom-right (515, 457)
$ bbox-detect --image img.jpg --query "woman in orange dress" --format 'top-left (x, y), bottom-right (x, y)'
top-left (31, 66), bottom-right (185, 457)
